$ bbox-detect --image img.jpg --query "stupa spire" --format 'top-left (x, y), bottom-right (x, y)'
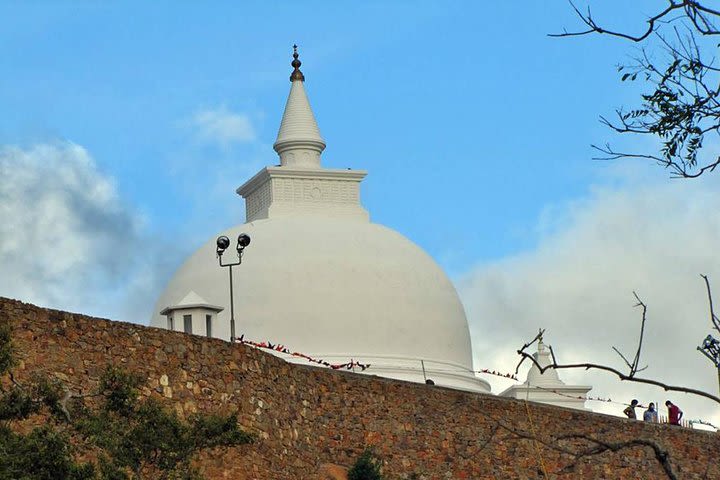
top-left (273, 45), bottom-right (326, 168)
top-left (290, 44), bottom-right (305, 82)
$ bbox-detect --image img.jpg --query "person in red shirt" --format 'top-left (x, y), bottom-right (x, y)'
top-left (665, 400), bottom-right (683, 425)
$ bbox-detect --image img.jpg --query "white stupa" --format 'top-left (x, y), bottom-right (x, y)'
top-left (500, 335), bottom-right (591, 410)
top-left (152, 47), bottom-right (490, 393)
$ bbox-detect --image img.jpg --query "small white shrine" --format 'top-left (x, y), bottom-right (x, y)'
top-left (159, 290), bottom-right (223, 338)
top-left (500, 335), bottom-right (592, 411)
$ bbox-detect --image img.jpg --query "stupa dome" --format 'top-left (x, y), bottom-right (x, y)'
top-left (151, 47), bottom-right (489, 393)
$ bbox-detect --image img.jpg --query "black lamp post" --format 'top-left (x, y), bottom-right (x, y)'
top-left (697, 334), bottom-right (720, 394)
top-left (216, 233), bottom-right (251, 342)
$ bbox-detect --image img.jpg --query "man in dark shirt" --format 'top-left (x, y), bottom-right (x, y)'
top-left (623, 399), bottom-right (639, 419)
top-left (665, 400), bottom-right (683, 425)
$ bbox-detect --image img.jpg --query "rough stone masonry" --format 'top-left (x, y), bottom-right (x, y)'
top-left (1, 296), bottom-right (719, 479)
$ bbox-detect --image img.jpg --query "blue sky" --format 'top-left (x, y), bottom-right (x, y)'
top-left (0, 1), bottom-right (650, 266)
top-left (2, 1), bottom-right (720, 424)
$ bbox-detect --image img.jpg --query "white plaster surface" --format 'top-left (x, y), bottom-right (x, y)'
top-left (152, 51), bottom-right (490, 393)
top-left (237, 167), bottom-right (369, 222)
top-left (159, 290), bottom-right (223, 339)
top-left (152, 216), bottom-right (490, 392)
top-left (273, 80), bottom-right (325, 168)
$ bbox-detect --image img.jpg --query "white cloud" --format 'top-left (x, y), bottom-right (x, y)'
top-left (191, 107), bottom-right (256, 146)
top-left (0, 142), bottom-right (174, 323)
top-left (458, 174), bottom-right (720, 427)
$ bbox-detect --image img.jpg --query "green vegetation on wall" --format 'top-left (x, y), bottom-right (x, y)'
top-left (0, 322), bottom-right (253, 480)
top-left (347, 449), bottom-right (384, 480)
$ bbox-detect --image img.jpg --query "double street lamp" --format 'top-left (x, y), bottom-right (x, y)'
top-left (216, 233), bottom-right (251, 342)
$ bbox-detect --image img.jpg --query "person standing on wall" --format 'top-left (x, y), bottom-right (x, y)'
top-left (623, 399), bottom-right (639, 419)
top-left (643, 403), bottom-right (658, 423)
top-left (665, 400), bottom-right (683, 425)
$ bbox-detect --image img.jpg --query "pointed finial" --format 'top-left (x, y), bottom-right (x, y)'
top-left (290, 44), bottom-right (305, 82)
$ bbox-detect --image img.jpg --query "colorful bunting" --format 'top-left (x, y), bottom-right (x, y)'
top-left (236, 336), bottom-right (370, 371)
top-left (476, 369), bottom-right (518, 380)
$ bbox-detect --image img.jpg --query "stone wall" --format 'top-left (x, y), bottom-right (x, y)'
top-left (2, 296), bottom-right (719, 479)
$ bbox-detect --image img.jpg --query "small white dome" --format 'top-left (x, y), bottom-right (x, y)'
top-left (500, 339), bottom-right (592, 410)
top-left (152, 216), bottom-right (489, 392)
top-left (525, 340), bottom-right (563, 387)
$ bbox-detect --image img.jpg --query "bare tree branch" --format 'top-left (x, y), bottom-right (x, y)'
top-left (592, 143), bottom-right (720, 179)
top-left (551, 1), bottom-right (719, 41)
top-left (476, 424), bottom-right (501, 454)
top-left (701, 274), bottom-right (720, 333)
top-left (514, 329), bottom-right (545, 375)
top-left (611, 292), bottom-right (649, 376)
top-left (466, 398), bottom-right (678, 479)
top-left (515, 348), bottom-right (720, 405)
top-left (5, 370), bottom-right (101, 423)
top-left (548, 344), bottom-right (558, 365)
top-left (516, 278), bottom-right (720, 411)
top-left (554, 1), bottom-right (720, 178)
top-left (557, 434), bottom-right (677, 480)
top-left (611, 347), bottom-right (635, 373)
